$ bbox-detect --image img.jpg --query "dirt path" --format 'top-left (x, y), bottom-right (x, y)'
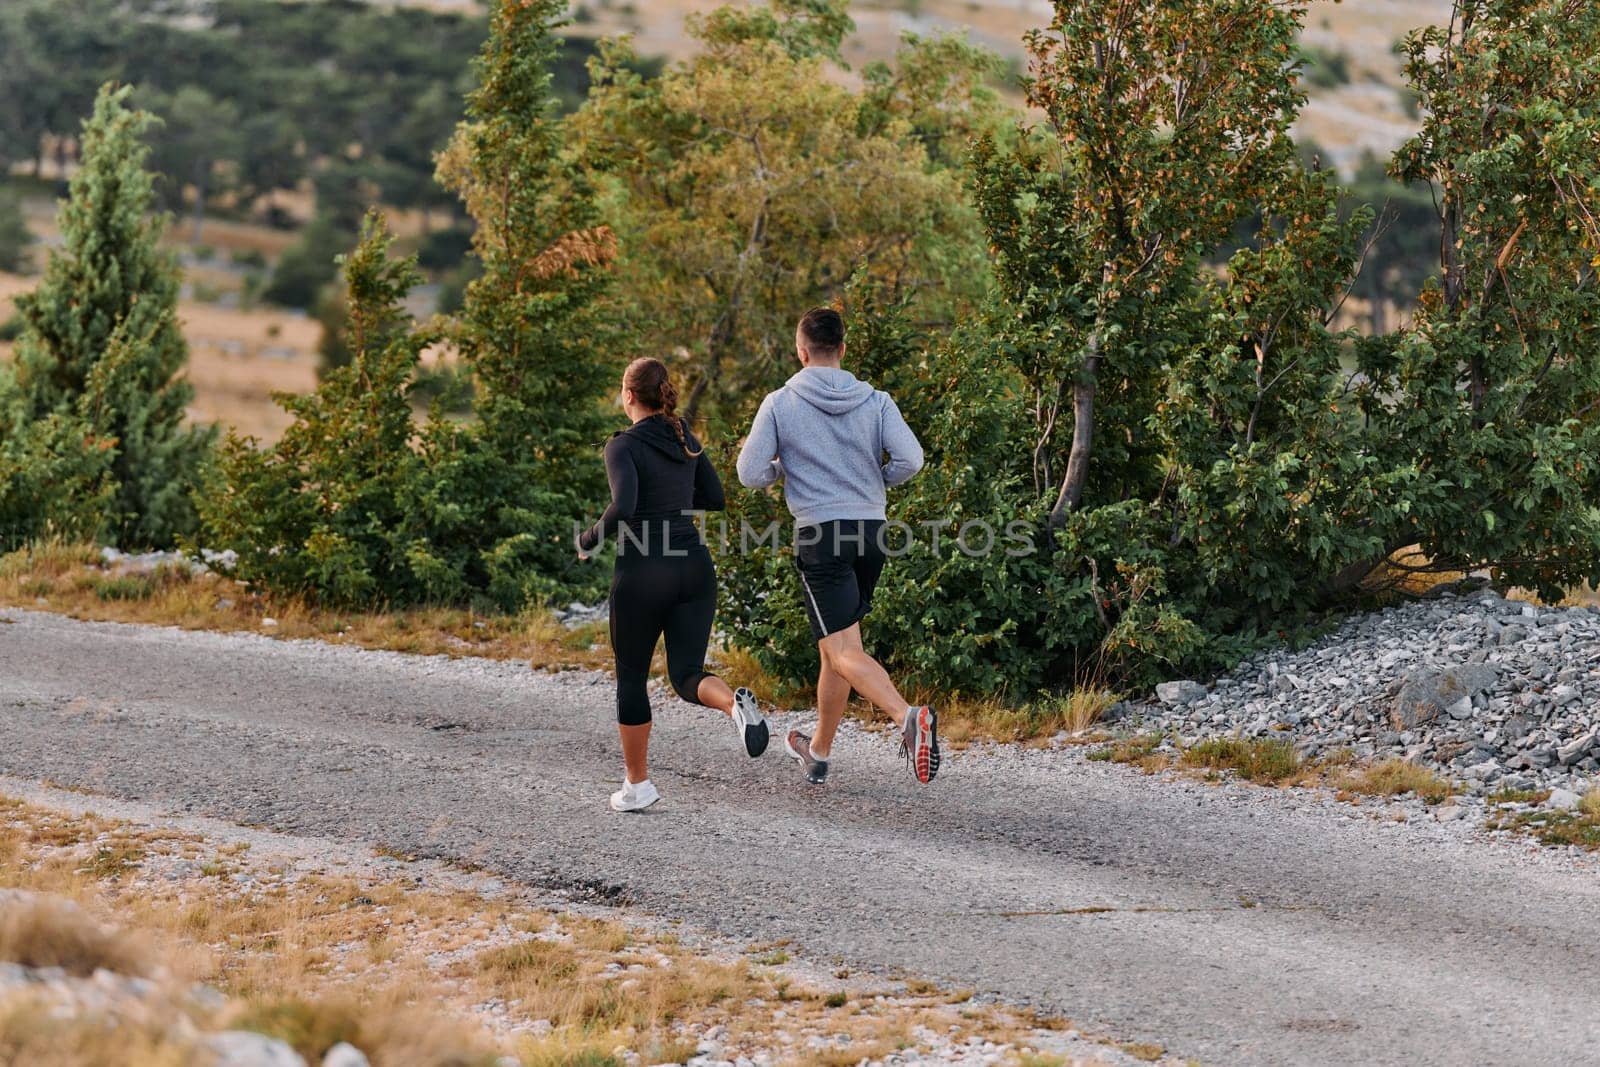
top-left (3, 609), bottom-right (1597, 1066)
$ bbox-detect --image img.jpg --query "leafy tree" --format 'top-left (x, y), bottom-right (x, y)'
top-left (724, 0), bottom-right (1425, 694)
top-left (137, 85), bottom-right (242, 243)
top-left (0, 185), bottom-right (33, 273)
top-left (1, 84), bottom-right (214, 548)
top-left (574, 0), bottom-right (999, 419)
top-left (0, 346), bottom-right (125, 552)
top-left (729, 0), bottom-right (1600, 697)
top-left (210, 0), bottom-right (620, 609)
top-left (979, 0), bottom-right (1310, 531)
top-left (0, 5), bottom-right (51, 174)
top-left (266, 157), bottom-right (441, 311)
top-left (1359, 0), bottom-right (1600, 600)
top-left (1341, 152), bottom-right (1438, 333)
top-left (263, 214), bottom-right (353, 310)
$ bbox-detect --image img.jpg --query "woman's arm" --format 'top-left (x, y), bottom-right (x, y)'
top-left (693, 447), bottom-right (726, 512)
top-left (579, 436), bottom-right (639, 552)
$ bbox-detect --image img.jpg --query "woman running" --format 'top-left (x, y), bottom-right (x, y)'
top-left (578, 357), bottom-right (769, 812)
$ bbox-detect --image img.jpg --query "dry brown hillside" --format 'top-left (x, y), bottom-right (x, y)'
top-left (562, 0), bottom-right (1452, 172)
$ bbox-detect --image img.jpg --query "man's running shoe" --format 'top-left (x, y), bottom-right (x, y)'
top-left (784, 730), bottom-right (830, 785)
top-left (901, 706), bottom-right (940, 783)
top-left (609, 778), bottom-right (661, 812)
top-left (732, 687), bottom-right (770, 757)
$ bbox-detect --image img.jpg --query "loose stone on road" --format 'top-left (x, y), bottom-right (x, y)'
top-left (3, 609), bottom-right (1598, 1066)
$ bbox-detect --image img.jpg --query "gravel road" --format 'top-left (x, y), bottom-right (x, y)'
top-left (4, 609), bottom-right (1598, 1066)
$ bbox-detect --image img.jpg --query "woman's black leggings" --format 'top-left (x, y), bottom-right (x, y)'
top-left (608, 546), bottom-right (720, 726)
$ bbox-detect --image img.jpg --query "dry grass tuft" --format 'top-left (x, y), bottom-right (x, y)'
top-left (1581, 788), bottom-right (1600, 818)
top-left (1086, 733), bottom-right (1173, 774)
top-left (1487, 781), bottom-right (1600, 850)
top-left (230, 990), bottom-right (496, 1066)
top-left (0, 895), bottom-right (156, 978)
top-left (1179, 737), bottom-right (1302, 785)
top-left (1334, 759), bottom-right (1455, 805)
top-left (0, 997), bottom-right (205, 1067)
top-left (1118, 1040), bottom-right (1168, 1062)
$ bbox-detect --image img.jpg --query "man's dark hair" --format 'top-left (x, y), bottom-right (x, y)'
top-left (798, 307), bottom-right (845, 355)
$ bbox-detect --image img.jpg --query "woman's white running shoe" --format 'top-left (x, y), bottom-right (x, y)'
top-left (732, 687), bottom-right (770, 757)
top-left (610, 778), bottom-right (661, 812)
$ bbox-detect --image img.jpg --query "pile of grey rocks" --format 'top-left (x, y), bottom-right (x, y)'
top-left (1124, 588), bottom-right (1600, 797)
top-left (100, 545), bottom-right (238, 576)
top-left (556, 600), bottom-right (610, 628)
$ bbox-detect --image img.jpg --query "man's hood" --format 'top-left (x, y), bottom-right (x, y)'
top-left (785, 366), bottom-right (875, 415)
top-left (622, 414), bottom-right (696, 462)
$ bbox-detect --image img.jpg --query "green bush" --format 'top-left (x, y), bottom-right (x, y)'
top-left (720, 0), bottom-right (1600, 701)
top-left (1300, 45), bottom-right (1352, 89)
top-left (262, 215), bottom-right (348, 310)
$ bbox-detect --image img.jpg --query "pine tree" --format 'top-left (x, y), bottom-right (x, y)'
top-left (0, 183), bottom-right (31, 273)
top-left (5, 84), bottom-right (214, 548)
top-left (433, 0), bottom-right (620, 603)
top-left (438, 0), bottom-right (617, 466)
top-left (201, 213), bottom-right (454, 607)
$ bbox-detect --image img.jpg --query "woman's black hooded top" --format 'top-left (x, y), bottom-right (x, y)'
top-left (578, 415), bottom-right (725, 556)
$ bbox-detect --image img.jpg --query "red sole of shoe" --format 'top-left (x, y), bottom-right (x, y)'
top-left (915, 707), bottom-right (936, 783)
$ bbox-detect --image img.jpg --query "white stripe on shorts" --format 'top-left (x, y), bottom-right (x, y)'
top-left (797, 568), bottom-right (831, 639)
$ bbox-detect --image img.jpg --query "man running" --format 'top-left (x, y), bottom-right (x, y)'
top-left (736, 307), bottom-right (939, 785)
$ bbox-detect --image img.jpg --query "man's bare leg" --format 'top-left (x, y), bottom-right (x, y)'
top-left (817, 623), bottom-right (911, 729)
top-left (811, 658), bottom-right (853, 759)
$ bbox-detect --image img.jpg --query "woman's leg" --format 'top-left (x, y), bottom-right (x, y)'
top-left (619, 722), bottom-right (651, 784)
top-left (664, 551), bottom-right (731, 716)
top-left (610, 561), bottom-right (667, 782)
top-left (695, 675), bottom-right (735, 716)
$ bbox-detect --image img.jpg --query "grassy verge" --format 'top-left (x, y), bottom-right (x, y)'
top-left (0, 541), bottom-right (608, 673)
top-left (0, 792), bottom-right (1146, 1067)
top-left (1, 542), bottom-right (1118, 747)
top-left (1089, 734), bottom-right (1459, 805)
top-left (1486, 788), bottom-right (1600, 849)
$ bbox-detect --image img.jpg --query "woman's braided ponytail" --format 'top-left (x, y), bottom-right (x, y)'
top-left (624, 357), bottom-right (702, 457)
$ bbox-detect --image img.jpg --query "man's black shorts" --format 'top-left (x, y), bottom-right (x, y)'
top-left (794, 519), bottom-right (886, 642)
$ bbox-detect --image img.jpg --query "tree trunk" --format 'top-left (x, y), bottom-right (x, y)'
top-left (190, 165), bottom-right (207, 245)
top-left (683, 372), bottom-right (712, 423)
top-left (1319, 537), bottom-right (1414, 599)
top-left (1048, 343), bottom-right (1101, 530)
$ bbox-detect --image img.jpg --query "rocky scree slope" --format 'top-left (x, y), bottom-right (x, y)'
top-left (1123, 589), bottom-right (1600, 800)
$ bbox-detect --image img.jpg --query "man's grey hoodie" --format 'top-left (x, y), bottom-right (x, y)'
top-left (736, 365), bottom-right (923, 527)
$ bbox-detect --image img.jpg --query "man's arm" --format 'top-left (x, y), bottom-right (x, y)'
top-left (736, 394), bottom-right (782, 488)
top-left (880, 395), bottom-right (924, 487)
